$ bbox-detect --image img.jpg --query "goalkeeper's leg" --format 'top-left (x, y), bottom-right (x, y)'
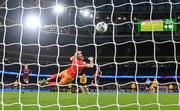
top-left (47, 74), bottom-right (60, 81)
top-left (48, 70), bottom-right (73, 85)
top-left (48, 78), bottom-right (72, 85)
top-left (47, 70), bottom-right (66, 85)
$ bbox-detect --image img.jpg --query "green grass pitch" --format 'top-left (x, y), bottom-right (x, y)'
top-left (0, 92), bottom-right (180, 110)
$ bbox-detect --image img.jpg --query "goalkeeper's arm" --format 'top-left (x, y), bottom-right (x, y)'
top-left (85, 57), bottom-right (94, 68)
top-left (76, 57), bottom-right (94, 68)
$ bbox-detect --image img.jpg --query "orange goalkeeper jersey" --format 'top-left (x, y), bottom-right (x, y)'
top-left (67, 56), bottom-right (85, 79)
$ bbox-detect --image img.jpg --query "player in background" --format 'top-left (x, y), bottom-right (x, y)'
top-left (168, 84), bottom-right (174, 93)
top-left (131, 82), bottom-right (136, 93)
top-left (150, 79), bottom-right (158, 93)
top-left (22, 64), bottom-right (32, 84)
top-left (91, 67), bottom-right (102, 93)
top-left (145, 78), bottom-right (151, 92)
top-left (12, 80), bottom-right (19, 90)
top-left (19, 64), bottom-right (32, 93)
top-left (47, 51), bottom-right (94, 85)
top-left (68, 82), bottom-right (72, 92)
top-left (15, 64), bottom-right (31, 84)
top-left (79, 73), bottom-right (89, 94)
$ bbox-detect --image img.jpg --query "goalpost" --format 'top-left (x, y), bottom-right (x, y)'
top-left (0, 0), bottom-right (179, 110)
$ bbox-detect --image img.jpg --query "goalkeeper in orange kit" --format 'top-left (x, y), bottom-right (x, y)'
top-left (47, 51), bottom-right (94, 85)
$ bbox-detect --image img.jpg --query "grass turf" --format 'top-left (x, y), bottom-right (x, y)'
top-left (0, 92), bottom-right (180, 110)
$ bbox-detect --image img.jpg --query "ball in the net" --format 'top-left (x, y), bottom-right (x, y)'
top-left (96, 22), bottom-right (108, 33)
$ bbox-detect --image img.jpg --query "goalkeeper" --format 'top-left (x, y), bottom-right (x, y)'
top-left (47, 51), bottom-right (94, 85)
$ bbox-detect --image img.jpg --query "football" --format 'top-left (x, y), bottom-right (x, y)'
top-left (96, 22), bottom-right (108, 33)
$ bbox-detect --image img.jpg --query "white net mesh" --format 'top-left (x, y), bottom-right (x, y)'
top-left (0, 0), bottom-right (180, 110)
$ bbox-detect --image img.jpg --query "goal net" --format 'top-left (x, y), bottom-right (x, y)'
top-left (0, 0), bottom-right (180, 110)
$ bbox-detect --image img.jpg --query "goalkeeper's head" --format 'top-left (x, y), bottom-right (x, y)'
top-left (74, 51), bottom-right (84, 61)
